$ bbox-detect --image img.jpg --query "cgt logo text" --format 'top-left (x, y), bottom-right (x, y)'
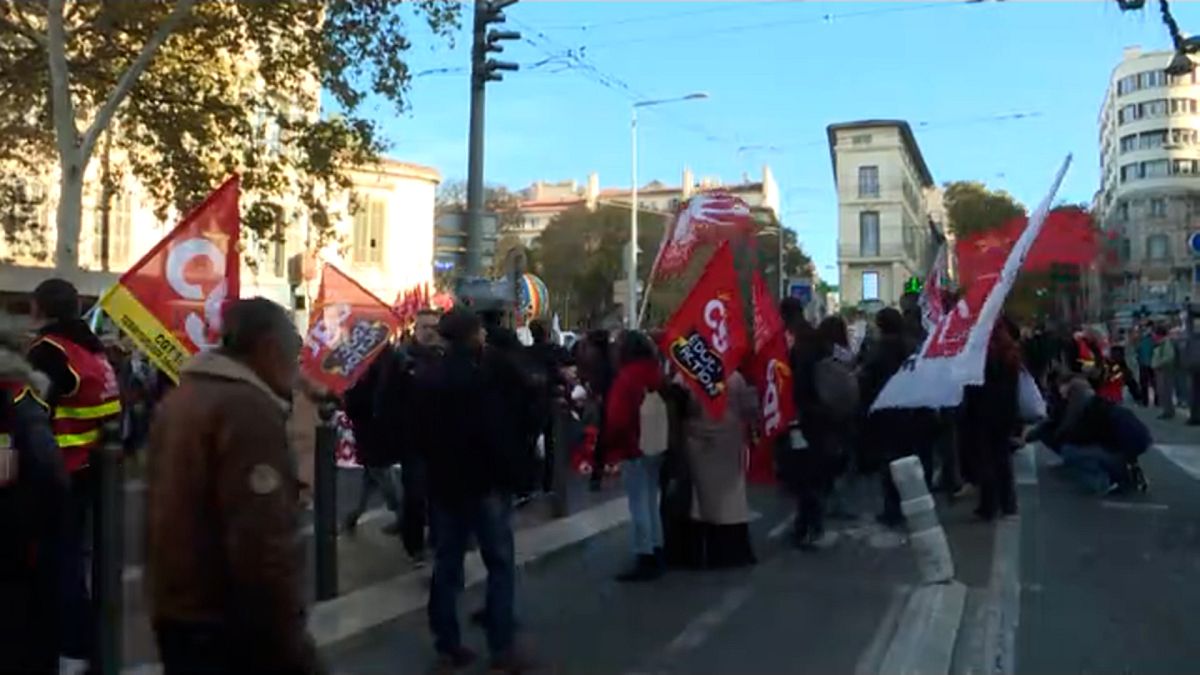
top-left (670, 332), bottom-right (726, 399)
top-left (761, 357), bottom-right (790, 436)
top-left (704, 297), bottom-right (732, 354)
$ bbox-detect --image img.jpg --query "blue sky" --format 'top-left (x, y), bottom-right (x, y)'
top-left (355, 1), bottom-right (1200, 282)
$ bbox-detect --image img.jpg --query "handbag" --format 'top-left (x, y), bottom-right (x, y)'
top-left (1017, 368), bottom-right (1047, 423)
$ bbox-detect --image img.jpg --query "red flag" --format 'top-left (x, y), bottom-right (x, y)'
top-left (652, 191), bottom-right (754, 278)
top-left (745, 272), bottom-right (795, 485)
top-left (302, 263), bottom-right (399, 395)
top-left (956, 207), bottom-right (1097, 289)
top-left (659, 243), bottom-right (749, 419)
top-left (99, 175), bottom-right (240, 382)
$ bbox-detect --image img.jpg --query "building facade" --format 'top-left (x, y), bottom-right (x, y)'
top-left (828, 120), bottom-right (938, 307)
top-left (0, 157), bottom-right (439, 328)
top-left (1097, 46), bottom-right (1200, 315)
top-left (510, 165), bottom-right (781, 247)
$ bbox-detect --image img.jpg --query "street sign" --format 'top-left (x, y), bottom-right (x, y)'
top-left (788, 279), bottom-right (813, 305)
top-left (1189, 232), bottom-right (1200, 256)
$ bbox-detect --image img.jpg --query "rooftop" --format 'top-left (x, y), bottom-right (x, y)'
top-left (826, 120), bottom-right (934, 187)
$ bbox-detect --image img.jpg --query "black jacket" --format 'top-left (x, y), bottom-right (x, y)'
top-left (412, 344), bottom-right (535, 502)
top-left (343, 346), bottom-right (396, 468)
top-left (0, 345), bottom-right (68, 674)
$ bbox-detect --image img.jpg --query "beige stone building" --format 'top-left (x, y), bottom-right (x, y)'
top-left (828, 120), bottom-right (939, 307)
top-left (1096, 46), bottom-right (1200, 315)
top-left (0, 156), bottom-right (439, 327)
top-left (510, 165), bottom-right (781, 247)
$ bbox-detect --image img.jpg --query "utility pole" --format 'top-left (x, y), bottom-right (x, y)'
top-left (465, 0), bottom-right (520, 278)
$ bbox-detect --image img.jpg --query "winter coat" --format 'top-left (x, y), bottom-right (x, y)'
top-left (682, 371), bottom-right (757, 525)
top-left (411, 343), bottom-right (537, 502)
top-left (146, 351), bottom-right (321, 674)
top-left (0, 344), bottom-right (66, 674)
top-left (343, 345), bottom-right (397, 468)
top-left (1152, 337), bottom-right (1177, 370)
top-left (603, 358), bottom-right (665, 463)
top-left (963, 355), bottom-right (1020, 449)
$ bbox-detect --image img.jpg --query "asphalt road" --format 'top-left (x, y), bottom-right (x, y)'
top-left (1014, 405), bottom-right (1200, 674)
top-left (324, 484), bottom-right (917, 675)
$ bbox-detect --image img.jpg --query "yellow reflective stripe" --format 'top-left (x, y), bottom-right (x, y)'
top-left (54, 399), bottom-right (122, 420)
top-left (55, 429), bottom-right (102, 448)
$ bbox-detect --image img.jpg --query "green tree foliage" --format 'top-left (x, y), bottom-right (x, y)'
top-left (0, 0), bottom-right (459, 271)
top-left (533, 205), bottom-right (665, 328)
top-left (943, 181), bottom-right (1025, 238)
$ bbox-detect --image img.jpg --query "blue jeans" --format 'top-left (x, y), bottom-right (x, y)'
top-left (1061, 444), bottom-right (1124, 494)
top-left (428, 493), bottom-right (515, 657)
top-left (623, 455), bottom-right (665, 556)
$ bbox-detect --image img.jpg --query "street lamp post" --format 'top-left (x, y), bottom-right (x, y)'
top-left (629, 92), bottom-right (708, 328)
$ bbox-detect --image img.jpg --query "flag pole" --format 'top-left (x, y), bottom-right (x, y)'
top-left (637, 219), bottom-right (671, 328)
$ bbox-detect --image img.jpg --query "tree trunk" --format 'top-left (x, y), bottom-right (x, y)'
top-left (55, 158), bottom-right (85, 273)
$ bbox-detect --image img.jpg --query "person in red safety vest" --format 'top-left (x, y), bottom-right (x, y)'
top-left (25, 278), bottom-right (120, 666)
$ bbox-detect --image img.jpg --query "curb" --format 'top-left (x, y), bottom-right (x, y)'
top-left (879, 581), bottom-right (967, 675)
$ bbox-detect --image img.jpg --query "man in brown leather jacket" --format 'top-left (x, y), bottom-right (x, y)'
top-left (146, 298), bottom-right (323, 674)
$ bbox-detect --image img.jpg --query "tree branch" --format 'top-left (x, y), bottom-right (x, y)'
top-left (0, 0), bottom-right (46, 46)
top-left (45, 0), bottom-right (79, 162)
top-left (78, 0), bottom-right (197, 162)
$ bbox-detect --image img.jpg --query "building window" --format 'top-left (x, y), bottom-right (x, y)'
top-left (851, 134), bottom-right (872, 145)
top-left (1117, 201), bottom-right (1129, 221)
top-left (1139, 130), bottom-right (1168, 150)
top-left (1147, 233), bottom-right (1170, 261)
top-left (1143, 159), bottom-right (1170, 178)
top-left (352, 196), bottom-right (386, 265)
top-left (1120, 135), bottom-right (1137, 153)
top-left (1170, 128), bottom-right (1198, 146)
top-left (1119, 104), bottom-right (1140, 124)
top-left (858, 165), bottom-right (879, 198)
top-left (861, 271), bottom-right (880, 301)
top-left (859, 211), bottom-right (880, 257)
top-left (1151, 198), bottom-right (1167, 218)
top-left (1171, 98), bottom-right (1198, 115)
top-left (1120, 237), bottom-right (1131, 262)
top-left (273, 214), bottom-right (289, 278)
top-left (93, 190), bottom-right (132, 269)
top-left (1173, 159), bottom-right (1198, 175)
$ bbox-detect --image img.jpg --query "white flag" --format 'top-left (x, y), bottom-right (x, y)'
top-left (871, 155), bottom-right (1072, 411)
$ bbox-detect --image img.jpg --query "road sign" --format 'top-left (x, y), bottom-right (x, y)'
top-left (788, 279), bottom-right (813, 305)
top-left (1189, 232), bottom-right (1200, 256)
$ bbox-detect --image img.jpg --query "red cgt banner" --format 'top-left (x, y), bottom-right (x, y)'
top-left (99, 175), bottom-right (240, 382)
top-left (302, 263), bottom-right (399, 395)
top-left (746, 271), bottom-right (795, 485)
top-left (651, 190), bottom-right (755, 279)
top-left (659, 243), bottom-right (749, 420)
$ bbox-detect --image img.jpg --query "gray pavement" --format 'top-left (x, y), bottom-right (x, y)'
top-left (324, 485), bottom-right (918, 674)
top-left (946, 402), bottom-right (1200, 675)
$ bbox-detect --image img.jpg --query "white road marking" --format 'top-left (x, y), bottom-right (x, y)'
top-left (1155, 444), bottom-right (1200, 481)
top-left (1014, 443), bottom-right (1039, 486)
top-left (855, 584), bottom-right (913, 675)
top-left (980, 515), bottom-right (1021, 675)
top-left (1101, 500), bottom-right (1169, 512)
top-left (625, 585), bottom-right (755, 675)
top-left (767, 514), bottom-right (795, 541)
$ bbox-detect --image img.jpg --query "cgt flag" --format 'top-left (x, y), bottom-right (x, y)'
top-left (302, 263), bottom-right (399, 395)
top-left (651, 190), bottom-right (754, 279)
top-left (660, 243), bottom-right (749, 420)
top-left (99, 175), bottom-right (240, 383)
top-left (746, 271), bottom-right (794, 484)
top-left (872, 155), bottom-right (1072, 411)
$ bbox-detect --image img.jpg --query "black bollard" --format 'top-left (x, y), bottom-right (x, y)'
top-left (313, 403), bottom-right (338, 601)
top-left (550, 398), bottom-right (572, 518)
top-left (91, 419), bottom-right (124, 675)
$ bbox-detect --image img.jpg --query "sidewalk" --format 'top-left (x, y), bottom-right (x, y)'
top-left (120, 476), bottom-right (623, 670)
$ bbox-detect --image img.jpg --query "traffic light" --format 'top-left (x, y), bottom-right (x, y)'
top-left (472, 0), bottom-right (521, 83)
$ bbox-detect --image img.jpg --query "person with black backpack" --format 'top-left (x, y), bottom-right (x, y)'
top-left (342, 342), bottom-right (404, 536)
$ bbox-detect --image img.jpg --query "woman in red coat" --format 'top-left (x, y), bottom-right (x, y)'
top-left (604, 331), bottom-right (667, 582)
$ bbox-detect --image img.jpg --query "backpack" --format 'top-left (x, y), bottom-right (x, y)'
top-left (639, 390), bottom-right (670, 457)
top-left (814, 356), bottom-right (860, 421)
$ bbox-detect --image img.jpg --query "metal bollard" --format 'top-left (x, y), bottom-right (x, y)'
top-left (313, 403), bottom-right (338, 601)
top-left (550, 399), bottom-right (571, 518)
top-left (91, 419), bottom-right (124, 675)
top-left (890, 455), bottom-right (955, 584)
